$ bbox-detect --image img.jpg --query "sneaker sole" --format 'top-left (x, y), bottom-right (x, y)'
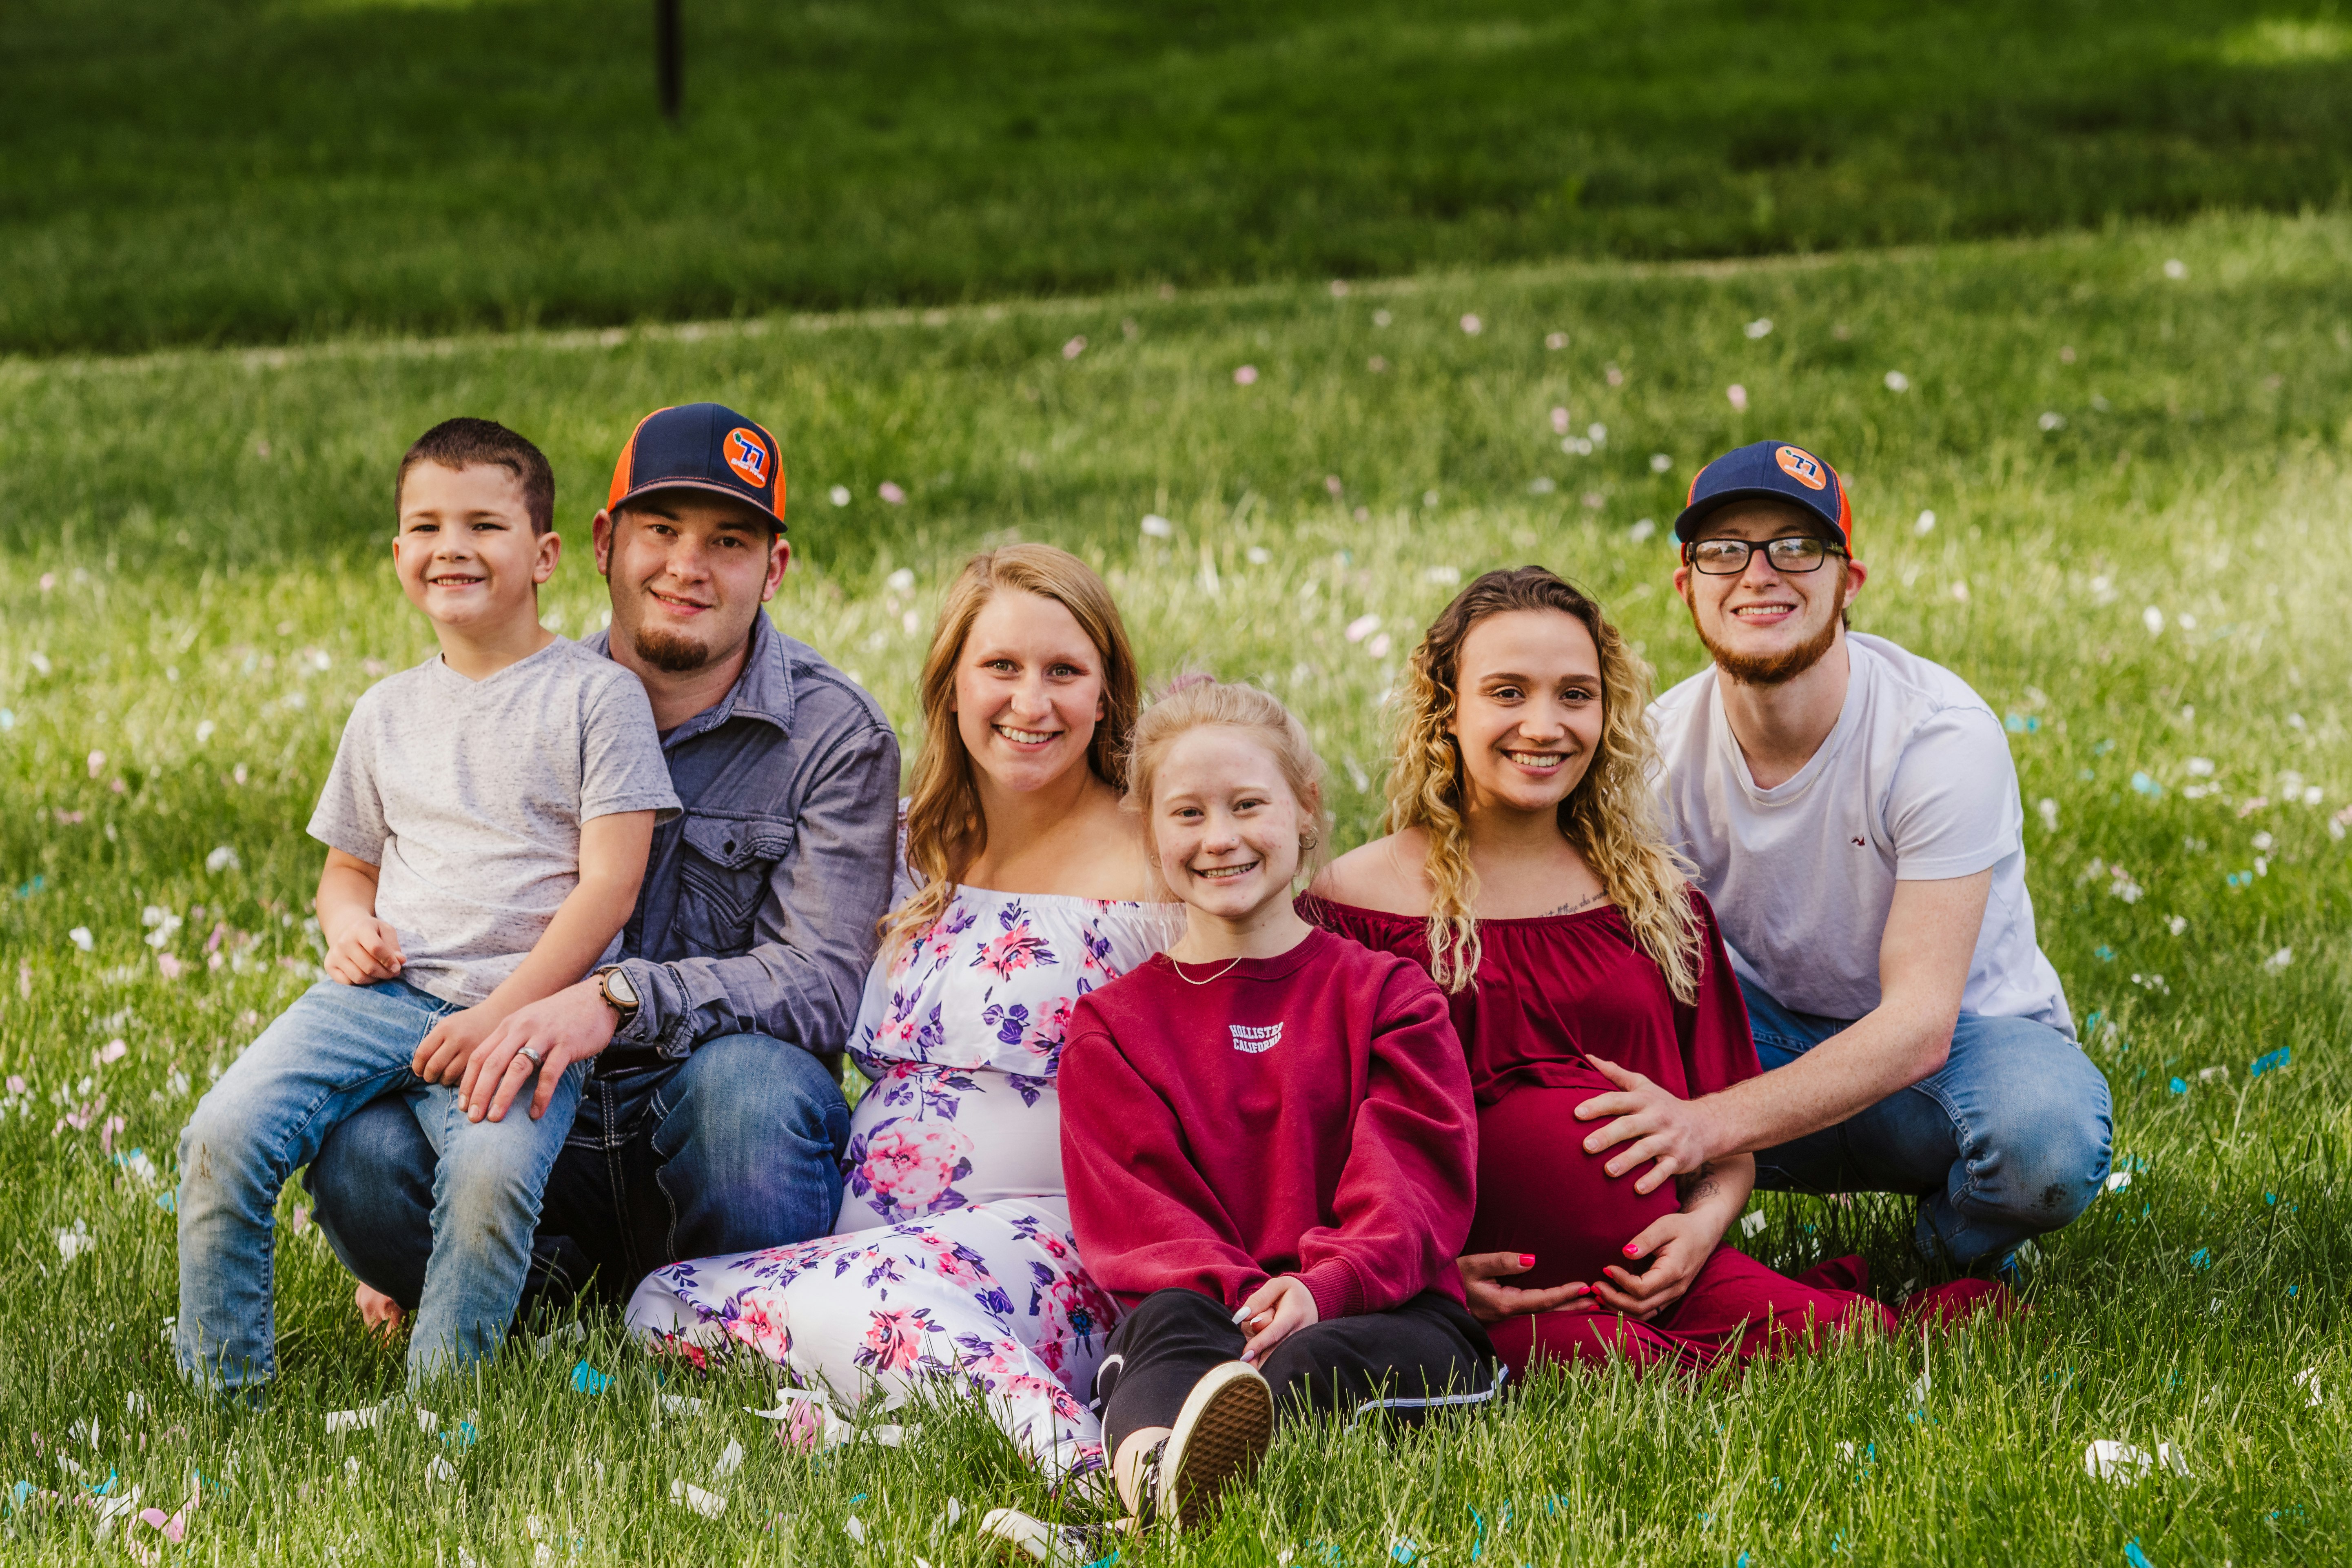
top-left (1160, 1361), bottom-right (1273, 1530)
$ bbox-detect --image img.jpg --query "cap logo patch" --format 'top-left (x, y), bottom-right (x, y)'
top-left (1774, 446), bottom-right (1827, 490)
top-left (723, 428), bottom-right (771, 488)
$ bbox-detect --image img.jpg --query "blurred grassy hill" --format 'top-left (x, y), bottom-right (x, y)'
top-left (6, 0), bottom-right (2352, 355)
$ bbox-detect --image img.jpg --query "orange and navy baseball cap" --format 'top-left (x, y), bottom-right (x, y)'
top-left (605, 403), bottom-right (787, 533)
top-left (1673, 439), bottom-right (1852, 551)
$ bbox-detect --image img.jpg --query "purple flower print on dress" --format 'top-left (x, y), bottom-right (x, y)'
top-left (1005, 1072), bottom-right (1051, 1108)
top-left (986, 1001), bottom-right (1033, 1051)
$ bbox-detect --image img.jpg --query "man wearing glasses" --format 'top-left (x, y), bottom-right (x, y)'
top-left (1575, 439), bottom-right (2112, 1280)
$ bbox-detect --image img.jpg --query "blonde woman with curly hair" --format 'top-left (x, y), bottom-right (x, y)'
top-left (630, 543), bottom-right (1178, 1485)
top-left (1308, 566), bottom-right (1931, 1376)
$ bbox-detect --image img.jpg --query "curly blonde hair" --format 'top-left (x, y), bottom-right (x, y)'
top-left (1124, 676), bottom-right (1332, 893)
top-left (1385, 566), bottom-right (1699, 1000)
top-left (882, 543), bottom-right (1140, 956)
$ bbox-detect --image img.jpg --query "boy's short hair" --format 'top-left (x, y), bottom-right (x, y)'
top-left (397, 419), bottom-right (556, 535)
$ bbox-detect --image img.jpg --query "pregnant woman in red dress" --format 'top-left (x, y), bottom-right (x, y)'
top-left (1308, 567), bottom-right (1997, 1375)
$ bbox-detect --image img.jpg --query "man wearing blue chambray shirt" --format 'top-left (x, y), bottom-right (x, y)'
top-left (306, 404), bottom-right (900, 1330)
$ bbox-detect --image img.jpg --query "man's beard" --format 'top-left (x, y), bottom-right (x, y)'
top-left (1696, 579), bottom-right (1846, 687)
top-left (631, 624), bottom-right (718, 674)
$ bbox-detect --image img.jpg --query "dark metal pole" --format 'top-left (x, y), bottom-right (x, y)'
top-left (655, 0), bottom-right (682, 121)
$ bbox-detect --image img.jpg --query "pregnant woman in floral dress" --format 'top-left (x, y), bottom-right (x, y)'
top-left (628, 544), bottom-right (1174, 1481)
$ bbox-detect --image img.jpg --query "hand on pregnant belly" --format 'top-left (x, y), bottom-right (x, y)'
top-left (1590, 1211), bottom-right (1713, 1322)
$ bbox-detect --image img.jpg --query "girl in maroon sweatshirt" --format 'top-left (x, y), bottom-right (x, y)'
top-left (1060, 678), bottom-right (1492, 1532)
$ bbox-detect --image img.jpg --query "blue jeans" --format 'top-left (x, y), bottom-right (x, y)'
top-left (306, 1033), bottom-right (848, 1317)
top-left (175, 979), bottom-right (583, 1391)
top-left (1740, 979), bottom-right (2113, 1268)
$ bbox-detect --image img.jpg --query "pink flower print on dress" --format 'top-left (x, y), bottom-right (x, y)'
top-left (971, 922), bottom-right (1052, 980)
top-left (860, 1121), bottom-right (975, 1215)
top-left (724, 1295), bottom-right (794, 1362)
top-left (860, 1306), bottom-right (935, 1372)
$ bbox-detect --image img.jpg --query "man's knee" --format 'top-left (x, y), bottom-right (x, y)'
top-left (1960, 1018), bottom-right (2113, 1228)
top-left (660, 1034), bottom-right (850, 1160)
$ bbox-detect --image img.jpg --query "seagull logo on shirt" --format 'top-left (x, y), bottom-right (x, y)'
top-left (1230, 1022), bottom-right (1282, 1053)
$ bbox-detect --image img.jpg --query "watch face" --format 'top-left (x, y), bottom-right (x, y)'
top-left (605, 969), bottom-right (638, 1009)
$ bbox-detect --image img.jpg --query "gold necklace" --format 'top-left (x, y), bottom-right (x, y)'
top-left (1169, 953), bottom-right (1247, 986)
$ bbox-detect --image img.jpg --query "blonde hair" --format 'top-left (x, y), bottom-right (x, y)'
top-left (1385, 566), bottom-right (1700, 1000)
top-left (1124, 676), bottom-right (1332, 892)
top-left (883, 543), bottom-right (1141, 954)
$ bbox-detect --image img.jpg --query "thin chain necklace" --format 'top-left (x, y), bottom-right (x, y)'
top-left (1168, 953), bottom-right (1247, 986)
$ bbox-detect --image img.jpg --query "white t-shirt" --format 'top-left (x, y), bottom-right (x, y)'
top-left (1649, 632), bottom-right (2072, 1035)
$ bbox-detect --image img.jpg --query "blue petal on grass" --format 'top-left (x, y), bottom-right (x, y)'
top-left (2170, 1077), bottom-right (2188, 1093)
top-left (2124, 1539), bottom-right (2154, 1568)
top-left (2250, 1047), bottom-right (2291, 1077)
top-left (571, 1362), bottom-right (612, 1395)
top-left (2190, 1249), bottom-right (2212, 1270)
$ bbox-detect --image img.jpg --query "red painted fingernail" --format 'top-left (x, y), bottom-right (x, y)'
top-left (1623, 1243), bottom-right (1641, 1257)
top-left (1519, 1254), bottom-right (1536, 1269)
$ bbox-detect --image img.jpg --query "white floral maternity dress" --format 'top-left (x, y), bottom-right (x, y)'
top-left (626, 888), bottom-right (1176, 1479)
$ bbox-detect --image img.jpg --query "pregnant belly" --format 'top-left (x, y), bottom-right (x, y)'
top-left (1464, 1068), bottom-right (1683, 1293)
top-left (838, 1064), bottom-right (1066, 1230)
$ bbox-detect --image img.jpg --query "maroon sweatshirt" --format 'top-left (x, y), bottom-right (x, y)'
top-left (1059, 925), bottom-right (1477, 1323)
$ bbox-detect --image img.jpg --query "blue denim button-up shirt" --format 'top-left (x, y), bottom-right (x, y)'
top-left (584, 614), bottom-right (899, 1063)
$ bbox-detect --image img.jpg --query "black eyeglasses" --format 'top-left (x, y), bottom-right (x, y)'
top-left (1686, 536), bottom-right (1845, 576)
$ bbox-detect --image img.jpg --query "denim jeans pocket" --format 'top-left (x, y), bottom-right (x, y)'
top-left (674, 810), bottom-right (794, 956)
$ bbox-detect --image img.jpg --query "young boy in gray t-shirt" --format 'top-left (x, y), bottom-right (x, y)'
top-left (176, 419), bottom-right (678, 1393)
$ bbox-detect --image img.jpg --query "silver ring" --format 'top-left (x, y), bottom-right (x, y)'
top-left (518, 1045), bottom-right (543, 1065)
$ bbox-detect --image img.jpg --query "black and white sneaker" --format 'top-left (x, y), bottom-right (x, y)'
top-left (1143, 1360), bottom-right (1274, 1530)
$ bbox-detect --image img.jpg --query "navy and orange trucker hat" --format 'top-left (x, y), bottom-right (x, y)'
top-left (605, 403), bottom-right (787, 532)
top-left (1672, 439), bottom-right (1851, 551)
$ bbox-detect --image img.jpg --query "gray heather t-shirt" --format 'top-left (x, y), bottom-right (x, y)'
top-left (308, 637), bottom-right (680, 1007)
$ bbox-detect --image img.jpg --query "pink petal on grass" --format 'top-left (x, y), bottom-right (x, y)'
top-left (878, 482), bottom-right (907, 505)
top-left (1459, 314), bottom-right (1483, 335)
top-left (1726, 384), bottom-right (1749, 412)
top-left (1233, 365), bottom-right (1259, 386)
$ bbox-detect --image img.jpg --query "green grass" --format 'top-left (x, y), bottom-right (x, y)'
top-left (2, 212), bottom-right (2349, 1561)
top-left (10, 0), bottom-right (2352, 354)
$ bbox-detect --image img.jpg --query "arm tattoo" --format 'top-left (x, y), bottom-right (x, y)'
top-left (1676, 1161), bottom-right (1722, 1205)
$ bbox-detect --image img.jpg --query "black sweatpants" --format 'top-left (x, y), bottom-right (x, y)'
top-left (1097, 1287), bottom-right (1499, 1459)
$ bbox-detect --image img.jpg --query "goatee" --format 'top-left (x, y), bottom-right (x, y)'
top-left (631, 625), bottom-right (716, 674)
top-left (1698, 581), bottom-right (1846, 687)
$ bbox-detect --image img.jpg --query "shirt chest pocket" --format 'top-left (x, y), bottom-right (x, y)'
top-left (674, 811), bottom-right (794, 958)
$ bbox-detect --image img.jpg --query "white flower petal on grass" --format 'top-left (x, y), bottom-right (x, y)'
top-left (194, 719), bottom-right (216, 744)
top-left (1367, 633), bottom-right (1392, 659)
top-left (1651, 452), bottom-right (1673, 473)
top-left (2037, 798), bottom-right (2059, 832)
top-left (1346, 614), bottom-right (1382, 644)
top-left (1627, 519), bottom-right (1656, 544)
top-left (1544, 331), bottom-right (1567, 350)
top-left (844, 1515), bottom-right (868, 1544)
top-left (714, 1439), bottom-right (744, 1477)
top-left (2185, 756), bottom-right (2215, 776)
top-left (2166, 915), bottom-right (2188, 936)
top-left (1740, 1210), bottom-right (1767, 1238)
top-left (671, 1479), bottom-right (726, 1518)
top-left (1140, 515), bottom-right (1174, 539)
top-left (2164, 258), bottom-right (2188, 280)
top-left (1459, 314), bottom-right (1482, 335)
top-left (69, 927), bottom-right (93, 952)
top-left (829, 486), bottom-right (852, 507)
top-left (2159, 1442), bottom-right (2192, 1478)
top-left (1726, 384), bottom-right (1749, 412)
top-left (2142, 606), bottom-right (2165, 636)
top-left (1951, 580), bottom-right (1971, 603)
top-left (1528, 477), bottom-right (1556, 495)
top-left (1915, 510), bottom-right (1937, 535)
top-left (1424, 565), bottom-right (1459, 585)
top-left (2264, 947), bottom-right (2293, 973)
top-left (2039, 411), bottom-right (2066, 432)
top-left (56, 1220), bottom-right (95, 1262)
top-left (885, 568), bottom-right (916, 594)
top-left (2084, 1441), bottom-right (2153, 1483)
top-left (426, 1455), bottom-right (459, 1488)
top-left (658, 1394), bottom-right (706, 1418)
top-left (1744, 317), bottom-right (1773, 339)
top-left (205, 845), bottom-right (239, 874)
top-left (88, 750), bottom-right (106, 778)
top-left (2294, 1368), bottom-right (2323, 1407)
top-left (1061, 336), bottom-right (1086, 361)
top-left (2104, 1170), bottom-right (2132, 1193)
top-left (1883, 370), bottom-right (1910, 393)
